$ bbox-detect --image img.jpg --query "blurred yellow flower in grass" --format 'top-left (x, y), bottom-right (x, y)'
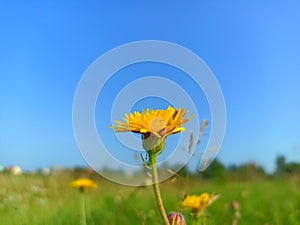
top-left (110, 106), bottom-right (193, 152)
top-left (71, 178), bottom-right (97, 225)
top-left (182, 193), bottom-right (219, 215)
top-left (71, 178), bottom-right (97, 192)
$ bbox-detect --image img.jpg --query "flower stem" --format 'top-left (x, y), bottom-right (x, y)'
top-left (148, 152), bottom-right (170, 225)
top-left (80, 191), bottom-right (87, 225)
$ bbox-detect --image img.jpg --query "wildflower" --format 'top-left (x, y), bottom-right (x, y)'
top-left (70, 178), bottom-right (97, 225)
top-left (182, 193), bottom-right (219, 215)
top-left (70, 178), bottom-right (97, 192)
top-left (110, 106), bottom-right (193, 152)
top-left (110, 106), bottom-right (194, 225)
top-left (167, 212), bottom-right (186, 225)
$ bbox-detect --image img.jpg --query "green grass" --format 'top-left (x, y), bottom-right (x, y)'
top-left (0, 172), bottom-right (299, 225)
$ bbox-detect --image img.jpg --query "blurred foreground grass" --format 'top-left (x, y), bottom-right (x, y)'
top-left (0, 171), bottom-right (299, 225)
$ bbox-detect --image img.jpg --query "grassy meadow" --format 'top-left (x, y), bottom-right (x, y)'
top-left (0, 170), bottom-right (299, 225)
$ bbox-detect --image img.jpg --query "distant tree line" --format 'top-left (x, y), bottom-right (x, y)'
top-left (178, 155), bottom-right (300, 181)
top-left (274, 155), bottom-right (300, 175)
top-left (3, 154), bottom-right (298, 182)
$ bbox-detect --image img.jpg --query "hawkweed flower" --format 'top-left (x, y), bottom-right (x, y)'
top-left (70, 178), bottom-right (97, 225)
top-left (167, 212), bottom-right (186, 225)
top-left (110, 106), bottom-right (193, 225)
top-left (182, 192), bottom-right (219, 217)
top-left (110, 106), bottom-right (193, 153)
top-left (71, 178), bottom-right (97, 192)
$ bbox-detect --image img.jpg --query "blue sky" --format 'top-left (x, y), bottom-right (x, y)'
top-left (1, 1), bottom-right (300, 173)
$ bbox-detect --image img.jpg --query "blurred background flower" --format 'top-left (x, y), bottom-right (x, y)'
top-left (70, 178), bottom-right (97, 192)
top-left (182, 192), bottom-right (219, 216)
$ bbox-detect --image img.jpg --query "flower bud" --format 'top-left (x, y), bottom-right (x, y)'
top-left (167, 212), bottom-right (186, 225)
top-left (142, 132), bottom-right (165, 154)
top-left (231, 200), bottom-right (240, 211)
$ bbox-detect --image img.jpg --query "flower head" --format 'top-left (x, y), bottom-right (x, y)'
top-left (110, 106), bottom-right (193, 152)
top-left (182, 193), bottom-right (219, 214)
top-left (70, 178), bottom-right (97, 191)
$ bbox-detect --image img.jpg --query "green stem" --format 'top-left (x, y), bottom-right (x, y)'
top-left (149, 152), bottom-right (170, 225)
top-left (80, 191), bottom-right (87, 225)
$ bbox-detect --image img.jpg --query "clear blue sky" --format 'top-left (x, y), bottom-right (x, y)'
top-left (1, 1), bottom-right (300, 172)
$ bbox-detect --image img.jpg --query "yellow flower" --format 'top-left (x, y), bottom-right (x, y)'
top-left (182, 193), bottom-right (219, 213)
top-left (70, 178), bottom-right (97, 190)
top-left (110, 106), bottom-right (193, 152)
